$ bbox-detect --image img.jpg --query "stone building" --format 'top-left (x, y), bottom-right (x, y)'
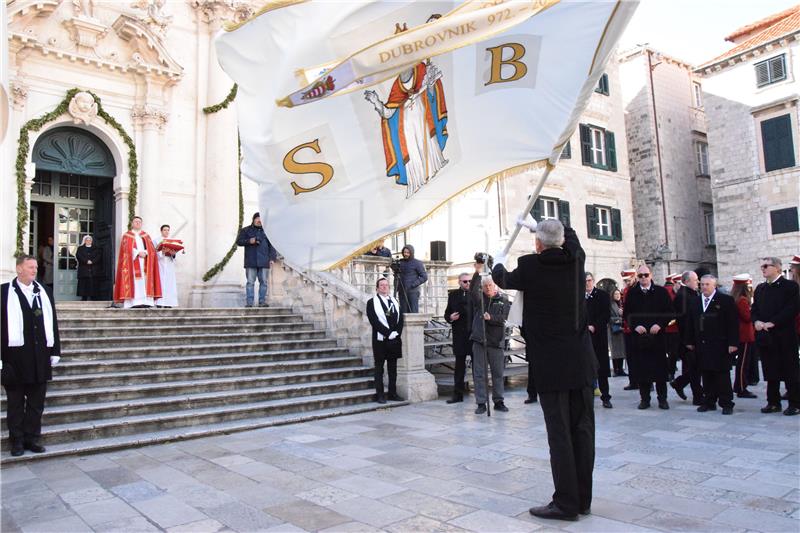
top-left (2, 0), bottom-right (259, 305)
top-left (695, 5), bottom-right (800, 282)
top-left (406, 57), bottom-right (638, 291)
top-left (618, 45), bottom-right (717, 283)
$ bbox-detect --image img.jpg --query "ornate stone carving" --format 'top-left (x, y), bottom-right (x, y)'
top-left (130, 0), bottom-right (173, 38)
top-left (131, 104), bottom-right (169, 130)
top-left (68, 91), bottom-right (99, 125)
top-left (72, 0), bottom-right (94, 17)
top-left (9, 80), bottom-right (29, 110)
top-left (63, 14), bottom-right (109, 50)
top-left (192, 0), bottom-right (255, 27)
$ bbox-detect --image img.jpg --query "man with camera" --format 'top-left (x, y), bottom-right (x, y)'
top-left (469, 257), bottom-right (510, 414)
top-left (444, 272), bottom-right (473, 404)
top-left (394, 245), bottom-right (428, 314)
top-left (236, 212), bottom-right (278, 307)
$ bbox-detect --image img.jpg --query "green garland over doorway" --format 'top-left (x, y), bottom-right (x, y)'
top-left (201, 85), bottom-right (243, 282)
top-left (14, 88), bottom-right (138, 256)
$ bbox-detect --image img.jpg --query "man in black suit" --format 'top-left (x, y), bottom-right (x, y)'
top-left (623, 265), bottom-right (673, 410)
top-left (671, 270), bottom-right (704, 405)
top-left (492, 218), bottom-right (596, 522)
top-left (752, 257), bottom-right (800, 416)
top-left (444, 272), bottom-right (473, 403)
top-left (1, 255), bottom-right (61, 456)
top-left (585, 273), bottom-right (612, 408)
top-left (685, 275), bottom-right (739, 414)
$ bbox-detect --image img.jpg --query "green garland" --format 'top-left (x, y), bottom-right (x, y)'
top-left (15, 88), bottom-right (138, 256)
top-left (202, 84), bottom-right (238, 114)
top-left (202, 133), bottom-right (244, 281)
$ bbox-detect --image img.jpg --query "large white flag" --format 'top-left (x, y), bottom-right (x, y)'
top-left (216, 0), bottom-right (637, 270)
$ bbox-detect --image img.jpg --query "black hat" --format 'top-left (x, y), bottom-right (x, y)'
top-left (252, 212), bottom-right (260, 222)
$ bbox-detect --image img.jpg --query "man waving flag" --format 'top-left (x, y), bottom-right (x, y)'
top-left (216, 0), bottom-right (638, 270)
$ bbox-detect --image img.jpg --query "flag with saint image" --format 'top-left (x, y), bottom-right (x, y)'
top-left (215, 0), bottom-right (638, 270)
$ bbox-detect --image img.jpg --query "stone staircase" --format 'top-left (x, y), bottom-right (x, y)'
top-left (1, 305), bottom-right (402, 464)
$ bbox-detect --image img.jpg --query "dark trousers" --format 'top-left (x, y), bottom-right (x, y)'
top-left (527, 359), bottom-right (538, 399)
top-left (596, 375), bottom-right (610, 401)
top-left (666, 333), bottom-right (680, 377)
top-left (539, 387), bottom-right (595, 515)
top-left (452, 333), bottom-right (470, 394)
top-left (639, 381), bottom-right (667, 402)
top-left (733, 342), bottom-right (754, 393)
top-left (398, 288), bottom-right (420, 314)
top-left (702, 370), bottom-right (734, 408)
top-left (767, 380), bottom-right (800, 407)
top-left (673, 349), bottom-right (703, 401)
top-left (374, 355), bottom-right (397, 398)
top-left (4, 382), bottom-right (47, 442)
top-left (612, 359), bottom-right (625, 374)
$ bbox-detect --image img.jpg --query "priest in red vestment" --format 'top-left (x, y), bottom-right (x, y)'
top-left (113, 216), bottom-right (162, 308)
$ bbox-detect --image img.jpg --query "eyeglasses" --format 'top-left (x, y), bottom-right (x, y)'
top-left (459, 280), bottom-right (470, 284)
top-left (761, 264), bottom-right (774, 269)
top-left (637, 273), bottom-right (650, 278)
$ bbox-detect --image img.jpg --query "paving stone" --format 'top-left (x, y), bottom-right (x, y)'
top-left (353, 464), bottom-right (423, 484)
top-left (746, 470), bottom-right (800, 489)
top-left (296, 485), bottom-right (360, 506)
top-left (329, 497), bottom-right (415, 527)
top-left (60, 486), bottom-right (115, 506)
top-left (330, 444), bottom-right (387, 459)
top-left (449, 509), bottom-right (538, 532)
top-left (209, 454), bottom-right (255, 468)
top-left (383, 490), bottom-right (475, 522)
top-left (330, 475), bottom-right (406, 498)
top-left (168, 484), bottom-right (238, 509)
top-left (454, 471), bottom-right (534, 494)
top-left (92, 515), bottom-right (162, 532)
top-left (71, 497), bottom-right (141, 527)
top-left (386, 514), bottom-right (470, 532)
top-left (1, 466), bottom-right (36, 485)
top-left (462, 459), bottom-right (515, 474)
top-left (443, 486), bottom-right (531, 517)
top-left (19, 513), bottom-right (92, 533)
top-left (587, 497), bottom-right (653, 521)
top-left (203, 501), bottom-right (282, 531)
top-left (266, 499), bottom-right (351, 530)
top-left (635, 511), bottom-right (741, 532)
top-left (318, 521), bottom-right (384, 532)
top-left (561, 514), bottom-right (653, 532)
top-left (111, 480), bottom-right (165, 503)
top-left (701, 475), bottom-right (793, 498)
top-left (166, 518), bottom-right (227, 532)
top-left (84, 467), bottom-right (143, 489)
top-left (72, 456), bottom-right (119, 472)
top-left (286, 433), bottom-right (329, 443)
top-left (226, 482), bottom-right (298, 509)
top-left (262, 523), bottom-right (309, 532)
top-left (638, 493), bottom-right (727, 519)
top-left (131, 493), bottom-right (209, 529)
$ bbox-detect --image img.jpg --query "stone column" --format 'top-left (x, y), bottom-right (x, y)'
top-left (22, 162), bottom-right (36, 255)
top-left (397, 313), bottom-right (438, 402)
top-left (131, 105), bottom-right (167, 230)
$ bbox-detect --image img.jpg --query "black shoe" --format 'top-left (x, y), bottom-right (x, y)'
top-left (375, 395), bottom-right (387, 404)
top-left (387, 393), bottom-right (404, 401)
top-left (670, 381), bottom-right (687, 400)
top-left (614, 371), bottom-right (628, 377)
top-left (23, 441), bottom-right (46, 453)
top-left (529, 502), bottom-right (578, 522)
top-left (10, 441), bottom-right (23, 457)
top-left (524, 396), bottom-right (538, 404)
top-left (637, 401), bottom-right (650, 410)
top-left (475, 404), bottom-right (487, 414)
top-left (737, 390), bottom-right (757, 399)
top-left (761, 404), bottom-right (781, 413)
top-left (579, 508), bottom-right (591, 516)
top-left (697, 404), bottom-right (716, 412)
top-left (692, 398), bottom-right (704, 406)
top-left (494, 401), bottom-right (509, 412)
top-left (602, 400), bottom-right (613, 409)
top-left (658, 400), bottom-right (669, 410)
top-left (446, 394), bottom-right (463, 404)
top-left (784, 406), bottom-right (800, 416)
top-left (722, 406), bottom-right (734, 415)
top-left (624, 384), bottom-right (638, 391)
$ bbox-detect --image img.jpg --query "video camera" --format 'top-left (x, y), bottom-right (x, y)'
top-left (474, 252), bottom-right (493, 270)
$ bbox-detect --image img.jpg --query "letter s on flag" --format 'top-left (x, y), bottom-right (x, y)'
top-left (284, 139), bottom-right (335, 195)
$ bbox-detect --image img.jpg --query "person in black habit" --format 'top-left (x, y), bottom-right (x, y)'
top-left (752, 257), bottom-right (800, 416)
top-left (623, 264), bottom-right (673, 410)
top-left (492, 218), bottom-right (596, 521)
top-left (585, 272), bottom-right (612, 408)
top-left (671, 270), bottom-right (704, 405)
top-left (366, 277), bottom-right (404, 404)
top-left (1, 255), bottom-right (61, 456)
top-left (444, 272), bottom-right (473, 403)
top-left (685, 275), bottom-right (739, 414)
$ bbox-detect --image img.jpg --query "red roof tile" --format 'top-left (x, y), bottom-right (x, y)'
top-left (725, 4), bottom-right (800, 42)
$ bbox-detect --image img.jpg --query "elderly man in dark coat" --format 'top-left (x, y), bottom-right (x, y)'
top-left (585, 272), bottom-right (612, 408)
top-left (671, 270), bottom-right (703, 405)
top-left (492, 218), bottom-right (596, 522)
top-left (623, 264), bottom-right (673, 410)
top-left (444, 272), bottom-right (473, 403)
top-left (685, 275), bottom-right (739, 414)
top-left (2, 255), bottom-right (61, 456)
top-left (752, 257), bottom-right (800, 416)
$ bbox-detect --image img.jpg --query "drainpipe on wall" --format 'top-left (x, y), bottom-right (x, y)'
top-left (646, 49), bottom-right (671, 274)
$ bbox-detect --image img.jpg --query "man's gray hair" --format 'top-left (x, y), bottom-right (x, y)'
top-left (536, 219), bottom-right (565, 249)
top-left (481, 276), bottom-right (495, 288)
top-left (763, 256), bottom-right (782, 268)
top-left (458, 272), bottom-right (471, 279)
top-left (681, 270), bottom-right (695, 283)
top-left (700, 274), bottom-right (717, 283)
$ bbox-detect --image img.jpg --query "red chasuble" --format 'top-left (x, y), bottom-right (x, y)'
top-left (113, 230), bottom-right (163, 302)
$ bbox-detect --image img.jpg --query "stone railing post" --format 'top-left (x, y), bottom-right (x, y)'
top-left (397, 313), bottom-right (438, 402)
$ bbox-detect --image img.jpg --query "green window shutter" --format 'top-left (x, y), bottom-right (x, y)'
top-left (580, 124), bottom-right (592, 166)
top-left (560, 141), bottom-right (571, 159)
top-left (585, 204), bottom-right (599, 239)
top-left (605, 130), bottom-right (617, 172)
top-left (530, 197), bottom-right (542, 221)
top-left (611, 208), bottom-right (622, 241)
top-left (762, 114), bottom-right (795, 172)
top-left (558, 200), bottom-right (571, 228)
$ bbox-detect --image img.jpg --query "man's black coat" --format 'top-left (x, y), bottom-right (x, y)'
top-left (491, 227), bottom-right (596, 392)
top-left (586, 287), bottom-right (611, 377)
top-left (685, 291), bottom-right (739, 372)
top-left (751, 277), bottom-right (800, 381)
top-left (622, 284), bottom-right (672, 383)
top-left (444, 286), bottom-right (473, 352)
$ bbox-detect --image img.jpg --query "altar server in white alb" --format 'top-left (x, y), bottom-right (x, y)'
top-left (154, 224), bottom-right (182, 308)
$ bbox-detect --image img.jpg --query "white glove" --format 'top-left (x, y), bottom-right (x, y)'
top-left (517, 214), bottom-right (538, 232)
top-left (388, 331), bottom-right (399, 340)
top-left (491, 248), bottom-right (507, 268)
top-left (50, 356), bottom-right (60, 366)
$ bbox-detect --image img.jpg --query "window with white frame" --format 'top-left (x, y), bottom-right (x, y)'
top-left (695, 141), bottom-right (709, 176)
top-left (755, 54), bottom-right (787, 87)
top-left (541, 198), bottom-right (558, 220)
top-left (590, 128), bottom-right (606, 167)
top-left (692, 82), bottom-right (703, 108)
top-left (596, 206), bottom-right (611, 238)
top-left (703, 206), bottom-right (715, 245)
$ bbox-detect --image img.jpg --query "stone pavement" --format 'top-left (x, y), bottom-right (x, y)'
top-left (2, 377), bottom-right (799, 533)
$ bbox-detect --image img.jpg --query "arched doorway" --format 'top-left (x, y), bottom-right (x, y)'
top-left (30, 127), bottom-right (116, 301)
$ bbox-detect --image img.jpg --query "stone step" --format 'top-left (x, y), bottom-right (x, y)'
top-left (57, 307), bottom-right (294, 318)
top-left (54, 347), bottom-right (351, 375)
top-left (2, 366), bottom-right (372, 408)
top-left (58, 313), bottom-right (304, 328)
top-left (59, 329), bottom-right (324, 349)
top-left (60, 338), bottom-right (339, 361)
top-left (58, 322), bottom-right (314, 339)
top-left (0, 400), bottom-right (407, 465)
top-left (3, 376), bottom-right (373, 425)
top-left (1, 388), bottom-right (384, 449)
top-left (42, 355), bottom-right (363, 391)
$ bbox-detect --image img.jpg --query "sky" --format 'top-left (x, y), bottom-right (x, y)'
top-left (618, 0), bottom-right (800, 66)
